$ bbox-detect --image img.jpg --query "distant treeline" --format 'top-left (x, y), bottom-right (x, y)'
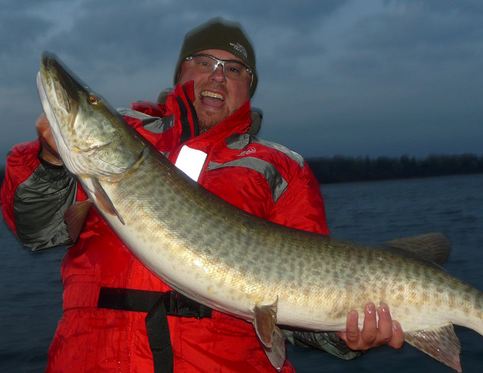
top-left (1, 154), bottom-right (482, 185)
top-left (307, 153), bottom-right (483, 184)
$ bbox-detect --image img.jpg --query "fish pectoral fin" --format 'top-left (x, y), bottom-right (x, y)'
top-left (64, 200), bottom-right (93, 242)
top-left (253, 302), bottom-right (278, 347)
top-left (263, 324), bottom-right (286, 371)
top-left (253, 301), bottom-right (286, 371)
top-left (405, 323), bottom-right (462, 373)
top-left (87, 177), bottom-right (125, 225)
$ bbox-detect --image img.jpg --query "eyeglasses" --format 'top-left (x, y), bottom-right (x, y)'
top-left (184, 54), bottom-right (253, 84)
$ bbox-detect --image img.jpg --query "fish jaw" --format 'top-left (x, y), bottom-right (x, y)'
top-left (37, 52), bottom-right (144, 178)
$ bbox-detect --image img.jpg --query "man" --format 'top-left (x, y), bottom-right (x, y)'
top-left (1, 18), bottom-right (403, 372)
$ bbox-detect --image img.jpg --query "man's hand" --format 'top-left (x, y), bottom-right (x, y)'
top-left (337, 302), bottom-right (404, 351)
top-left (36, 113), bottom-right (63, 166)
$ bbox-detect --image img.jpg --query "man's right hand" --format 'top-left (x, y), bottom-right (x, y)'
top-left (36, 113), bottom-right (63, 166)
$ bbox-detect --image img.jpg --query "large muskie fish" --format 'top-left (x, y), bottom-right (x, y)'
top-left (37, 52), bottom-right (482, 372)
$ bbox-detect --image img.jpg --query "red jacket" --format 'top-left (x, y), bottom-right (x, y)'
top-left (1, 84), bottom-right (328, 372)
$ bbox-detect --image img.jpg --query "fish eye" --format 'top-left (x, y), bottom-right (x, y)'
top-left (88, 95), bottom-right (99, 105)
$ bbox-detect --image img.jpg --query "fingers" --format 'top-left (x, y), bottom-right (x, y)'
top-left (374, 302), bottom-right (393, 344)
top-left (36, 113), bottom-right (51, 140)
top-left (35, 113), bottom-right (48, 129)
top-left (36, 113), bottom-right (54, 146)
top-left (339, 302), bottom-right (405, 351)
top-left (360, 303), bottom-right (377, 345)
top-left (388, 320), bottom-right (405, 349)
top-left (344, 310), bottom-right (360, 345)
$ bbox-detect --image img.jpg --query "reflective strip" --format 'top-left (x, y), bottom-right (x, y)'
top-left (117, 108), bottom-right (174, 134)
top-left (207, 157), bottom-right (288, 202)
top-left (174, 145), bottom-right (207, 182)
top-left (252, 137), bottom-right (304, 167)
top-left (226, 133), bottom-right (251, 150)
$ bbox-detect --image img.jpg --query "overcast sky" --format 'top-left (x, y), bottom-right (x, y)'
top-left (1, 0), bottom-right (482, 161)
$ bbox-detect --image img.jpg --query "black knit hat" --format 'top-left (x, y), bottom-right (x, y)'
top-left (173, 17), bottom-right (258, 96)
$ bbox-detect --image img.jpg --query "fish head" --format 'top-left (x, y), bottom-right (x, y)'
top-left (37, 52), bottom-right (143, 177)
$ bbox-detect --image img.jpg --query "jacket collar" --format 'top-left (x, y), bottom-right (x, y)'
top-left (184, 100), bottom-right (253, 150)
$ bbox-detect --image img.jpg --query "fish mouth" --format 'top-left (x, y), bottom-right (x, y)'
top-left (38, 52), bottom-right (84, 120)
top-left (36, 70), bottom-right (67, 148)
top-left (37, 52), bottom-right (85, 156)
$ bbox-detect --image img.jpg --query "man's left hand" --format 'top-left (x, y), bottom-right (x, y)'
top-left (337, 302), bottom-right (404, 350)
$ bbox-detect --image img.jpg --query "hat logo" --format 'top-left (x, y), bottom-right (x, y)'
top-left (229, 42), bottom-right (248, 60)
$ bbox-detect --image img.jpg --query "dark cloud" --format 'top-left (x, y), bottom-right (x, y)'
top-left (386, 0), bottom-right (483, 14)
top-left (1, 0), bottom-right (482, 160)
top-left (0, 12), bottom-right (50, 54)
top-left (253, 0), bottom-right (483, 157)
top-left (348, 3), bottom-right (483, 57)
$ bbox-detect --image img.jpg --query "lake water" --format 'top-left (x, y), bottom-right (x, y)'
top-left (0, 174), bottom-right (482, 372)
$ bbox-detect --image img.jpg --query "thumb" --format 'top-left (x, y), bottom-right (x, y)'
top-left (36, 113), bottom-right (62, 165)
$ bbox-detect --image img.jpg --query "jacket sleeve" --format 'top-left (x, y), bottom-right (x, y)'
top-left (284, 330), bottom-right (362, 360)
top-left (269, 161), bottom-right (329, 235)
top-left (1, 140), bottom-right (76, 250)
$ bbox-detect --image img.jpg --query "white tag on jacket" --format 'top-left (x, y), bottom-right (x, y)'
top-left (174, 145), bottom-right (208, 182)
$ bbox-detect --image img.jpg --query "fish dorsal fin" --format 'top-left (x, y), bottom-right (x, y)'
top-left (84, 176), bottom-right (125, 225)
top-left (383, 232), bottom-right (451, 265)
top-left (64, 200), bottom-right (93, 242)
top-left (253, 300), bottom-right (286, 371)
top-left (405, 324), bottom-right (462, 373)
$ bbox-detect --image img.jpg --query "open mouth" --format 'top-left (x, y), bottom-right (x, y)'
top-left (199, 90), bottom-right (225, 109)
top-left (201, 90), bottom-right (225, 101)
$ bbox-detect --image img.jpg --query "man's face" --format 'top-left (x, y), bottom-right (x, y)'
top-left (178, 49), bottom-right (251, 131)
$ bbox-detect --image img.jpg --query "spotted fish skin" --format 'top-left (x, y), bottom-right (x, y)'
top-left (37, 52), bottom-right (482, 372)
